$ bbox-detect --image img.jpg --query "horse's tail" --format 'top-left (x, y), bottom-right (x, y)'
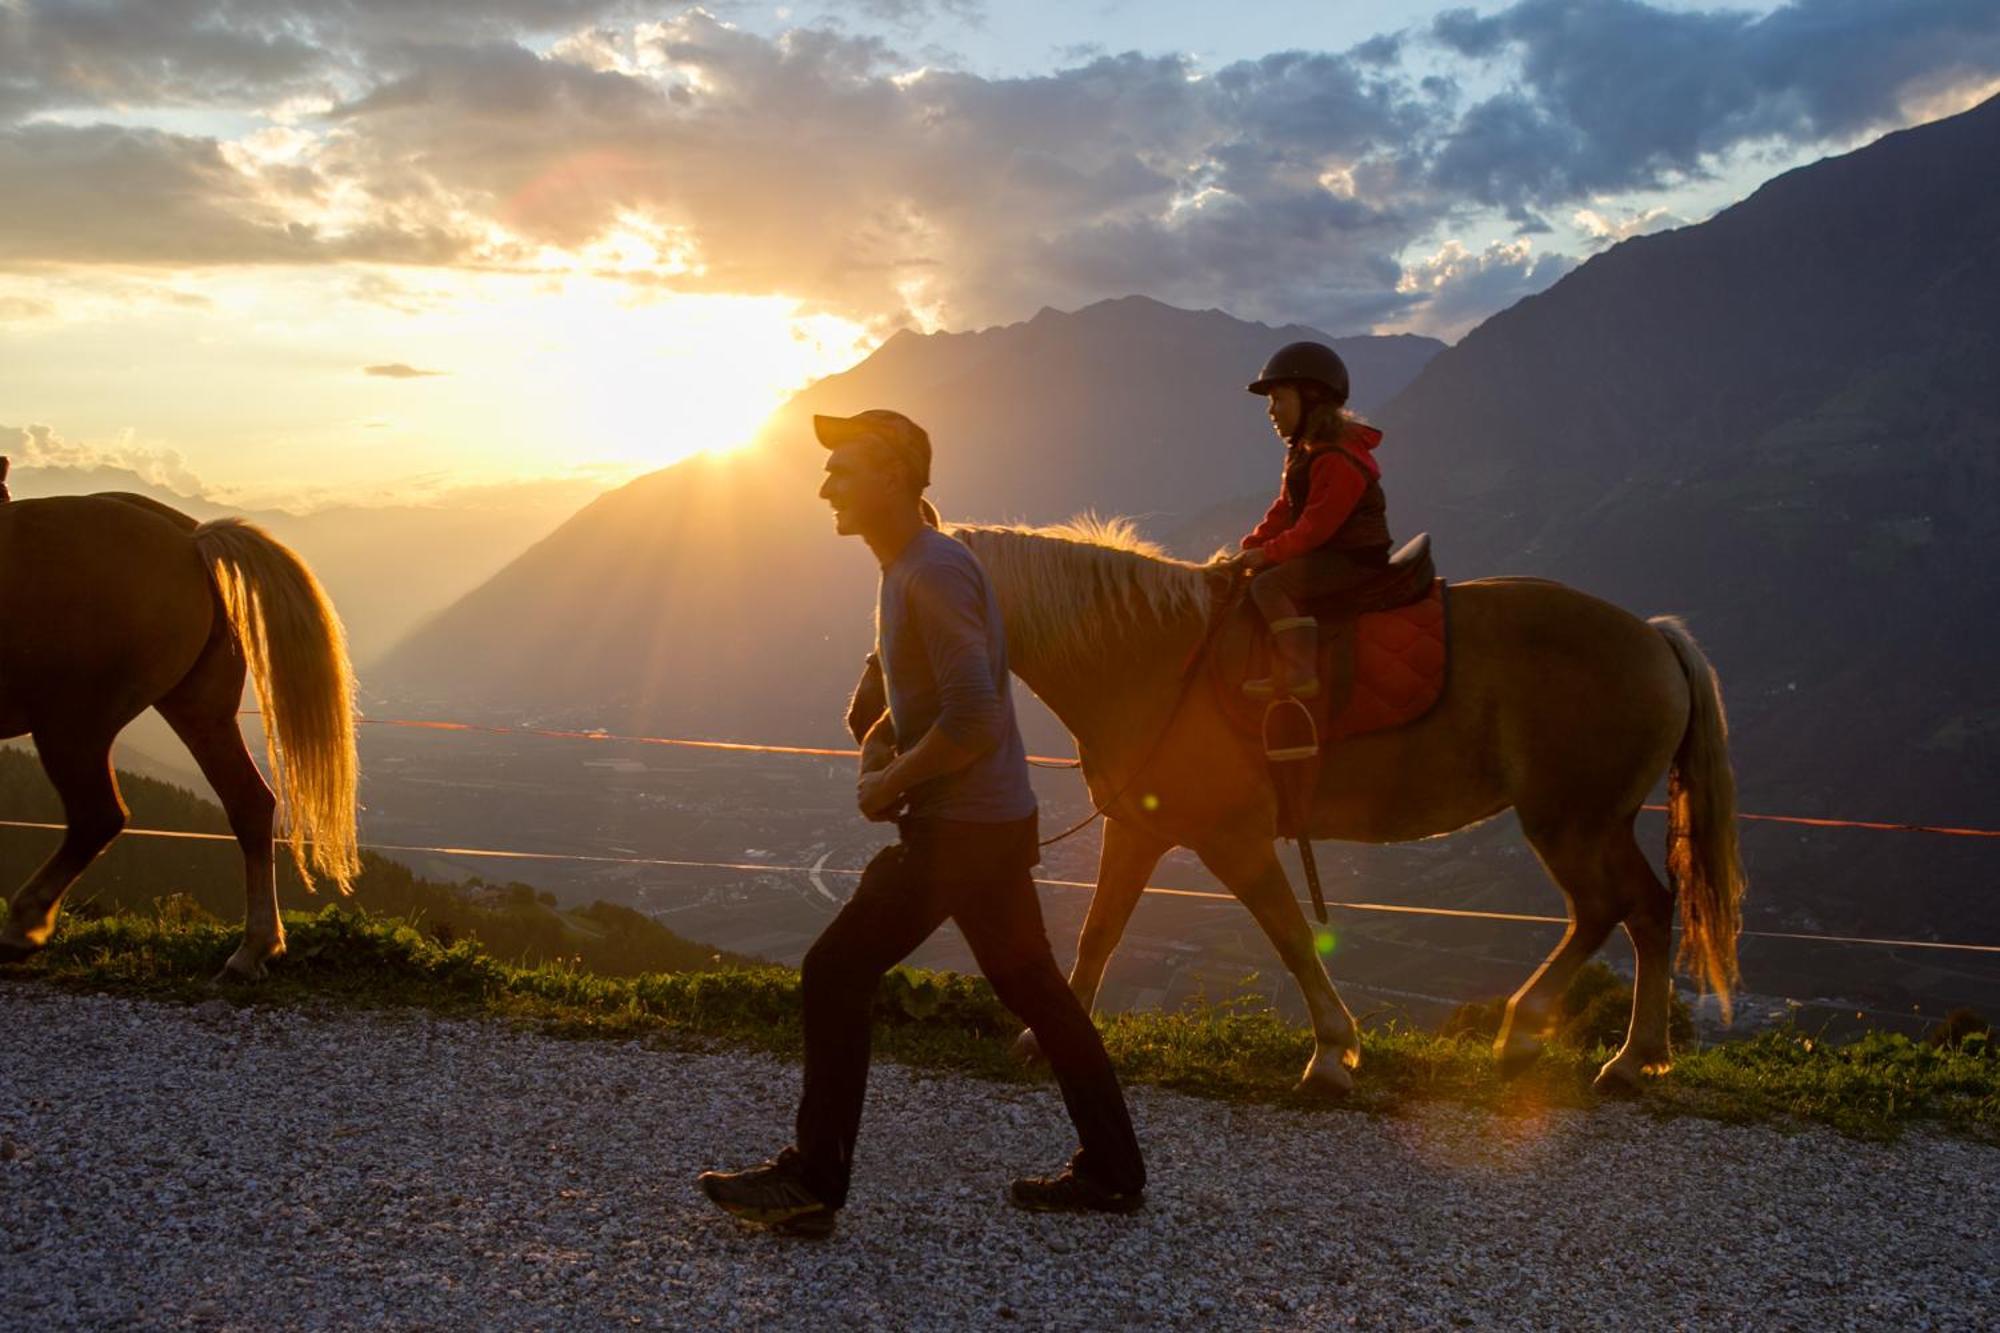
top-left (1649, 615), bottom-right (1746, 1021)
top-left (194, 518), bottom-right (360, 892)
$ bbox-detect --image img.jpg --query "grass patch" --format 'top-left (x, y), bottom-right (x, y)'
top-left (10, 905), bottom-right (1997, 1143)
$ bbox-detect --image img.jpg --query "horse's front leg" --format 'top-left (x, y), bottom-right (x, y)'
top-left (1014, 816), bottom-right (1170, 1063)
top-left (1196, 828), bottom-right (1360, 1097)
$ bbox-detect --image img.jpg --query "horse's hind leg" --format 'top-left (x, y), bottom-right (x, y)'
top-left (1594, 831), bottom-right (1677, 1094)
top-left (155, 637), bottom-right (281, 982)
top-left (0, 732), bottom-right (125, 961)
top-left (1197, 830), bottom-right (1360, 1096)
top-left (1494, 816), bottom-right (1629, 1078)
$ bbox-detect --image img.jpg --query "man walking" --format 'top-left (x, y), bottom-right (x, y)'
top-left (697, 409), bottom-right (1146, 1237)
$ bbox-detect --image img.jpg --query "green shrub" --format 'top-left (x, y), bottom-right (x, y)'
top-left (1440, 961), bottom-right (1695, 1052)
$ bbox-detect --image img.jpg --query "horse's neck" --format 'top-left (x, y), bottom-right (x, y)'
top-left (1013, 606), bottom-right (1206, 774)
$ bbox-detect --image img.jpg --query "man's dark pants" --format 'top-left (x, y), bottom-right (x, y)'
top-left (792, 812), bottom-right (1145, 1208)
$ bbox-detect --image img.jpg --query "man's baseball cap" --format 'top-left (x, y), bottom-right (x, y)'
top-left (813, 409), bottom-right (931, 490)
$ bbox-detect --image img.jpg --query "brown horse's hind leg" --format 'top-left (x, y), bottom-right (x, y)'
top-left (1197, 832), bottom-right (1360, 1096)
top-left (0, 732), bottom-right (125, 961)
top-left (156, 638), bottom-right (281, 982)
top-left (1013, 816), bottom-right (1171, 1065)
top-left (1595, 833), bottom-right (1677, 1094)
top-left (1494, 818), bottom-right (1629, 1078)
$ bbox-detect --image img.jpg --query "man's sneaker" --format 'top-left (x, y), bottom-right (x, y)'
top-left (1008, 1168), bottom-right (1144, 1215)
top-left (697, 1157), bottom-right (838, 1238)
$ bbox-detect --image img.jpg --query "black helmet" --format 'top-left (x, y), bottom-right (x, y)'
top-left (1247, 340), bottom-right (1349, 403)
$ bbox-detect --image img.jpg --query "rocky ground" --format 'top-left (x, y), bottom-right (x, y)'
top-left (1, 985), bottom-right (1993, 1330)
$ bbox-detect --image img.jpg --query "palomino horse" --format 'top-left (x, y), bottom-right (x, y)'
top-left (0, 480), bottom-right (359, 978)
top-left (850, 518), bottom-right (1745, 1096)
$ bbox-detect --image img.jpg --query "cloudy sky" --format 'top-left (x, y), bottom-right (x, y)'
top-left (3, 0), bottom-right (1997, 506)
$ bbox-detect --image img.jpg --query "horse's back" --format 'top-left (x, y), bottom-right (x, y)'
top-left (0, 495), bottom-right (216, 734)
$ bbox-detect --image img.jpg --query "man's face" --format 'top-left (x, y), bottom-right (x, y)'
top-left (818, 437), bottom-right (904, 536)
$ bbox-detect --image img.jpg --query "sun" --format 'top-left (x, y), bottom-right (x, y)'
top-left (525, 281), bottom-right (873, 471)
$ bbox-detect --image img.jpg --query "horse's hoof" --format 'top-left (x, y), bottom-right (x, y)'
top-left (0, 937), bottom-right (44, 967)
top-left (209, 956), bottom-right (272, 988)
top-left (1494, 1041), bottom-right (1543, 1081)
top-left (1593, 1050), bottom-right (1669, 1097)
top-left (1011, 1029), bottom-right (1045, 1066)
top-left (1592, 1062), bottom-right (1645, 1098)
top-left (1294, 1055), bottom-right (1354, 1099)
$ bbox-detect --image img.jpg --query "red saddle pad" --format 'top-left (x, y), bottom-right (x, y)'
top-left (1334, 579), bottom-right (1448, 740)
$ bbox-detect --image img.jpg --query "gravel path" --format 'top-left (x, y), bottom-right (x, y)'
top-left (1, 986), bottom-right (1993, 1331)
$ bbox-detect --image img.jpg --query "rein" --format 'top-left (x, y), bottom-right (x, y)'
top-left (1037, 569), bottom-right (1244, 849)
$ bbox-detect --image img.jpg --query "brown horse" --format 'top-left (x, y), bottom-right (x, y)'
top-left (851, 519), bottom-right (1745, 1095)
top-left (0, 481), bottom-right (359, 978)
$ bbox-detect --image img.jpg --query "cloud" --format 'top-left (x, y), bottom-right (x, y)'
top-left (0, 122), bottom-right (473, 268)
top-left (311, 22), bottom-right (1451, 331)
top-left (0, 0), bottom-right (329, 119)
top-left (1427, 0), bottom-right (2000, 208)
top-left (1389, 238), bottom-right (1577, 341)
top-left (1, 422), bottom-right (210, 494)
top-left (364, 362), bottom-right (448, 378)
top-left (1571, 204), bottom-right (1682, 249)
top-left (0, 294), bottom-right (55, 320)
top-left (0, 1), bottom-right (1994, 339)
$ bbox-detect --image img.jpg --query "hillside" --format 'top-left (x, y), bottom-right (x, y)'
top-left (0, 748), bottom-right (746, 976)
top-left (2, 461), bottom-right (597, 664)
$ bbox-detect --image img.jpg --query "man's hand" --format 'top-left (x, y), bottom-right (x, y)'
top-left (856, 768), bottom-right (903, 822)
top-left (859, 714), bottom-right (898, 774)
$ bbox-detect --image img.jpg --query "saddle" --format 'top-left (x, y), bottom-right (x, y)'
top-left (1207, 533), bottom-right (1449, 846)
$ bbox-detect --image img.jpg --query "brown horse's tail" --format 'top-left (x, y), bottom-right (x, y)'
top-left (1649, 615), bottom-right (1746, 1021)
top-left (194, 518), bottom-right (360, 893)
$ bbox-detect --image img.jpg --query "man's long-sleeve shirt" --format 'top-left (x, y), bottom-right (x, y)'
top-left (876, 527), bottom-right (1036, 822)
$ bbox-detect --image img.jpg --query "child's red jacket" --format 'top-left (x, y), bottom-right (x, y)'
top-left (1240, 422), bottom-right (1385, 563)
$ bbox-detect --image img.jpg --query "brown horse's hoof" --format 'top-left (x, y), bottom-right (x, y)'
top-left (1592, 1063), bottom-right (1646, 1098)
top-left (1294, 1052), bottom-right (1355, 1099)
top-left (1011, 1029), bottom-right (1046, 1066)
top-left (209, 953), bottom-right (278, 988)
top-left (1494, 1041), bottom-right (1544, 1082)
top-left (0, 937), bottom-right (45, 967)
top-left (1593, 1050), bottom-right (1669, 1097)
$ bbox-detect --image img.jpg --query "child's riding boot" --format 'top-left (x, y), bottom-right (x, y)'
top-left (1244, 616), bottom-right (1321, 700)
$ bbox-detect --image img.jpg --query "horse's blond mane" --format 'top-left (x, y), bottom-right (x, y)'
top-left (948, 514), bottom-right (1210, 671)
